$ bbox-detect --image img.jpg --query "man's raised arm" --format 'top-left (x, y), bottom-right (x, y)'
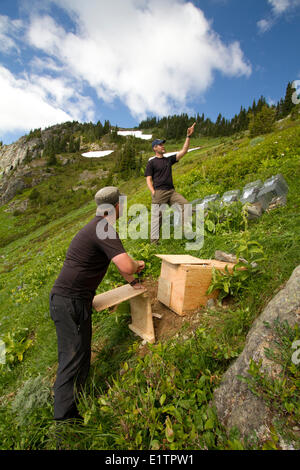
top-left (176, 123), bottom-right (196, 161)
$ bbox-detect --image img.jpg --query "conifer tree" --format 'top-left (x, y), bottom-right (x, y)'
top-left (248, 105), bottom-right (276, 137)
top-left (282, 82), bottom-right (296, 117)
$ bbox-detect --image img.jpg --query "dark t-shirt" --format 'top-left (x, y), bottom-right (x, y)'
top-left (51, 216), bottom-right (126, 300)
top-left (144, 154), bottom-right (178, 190)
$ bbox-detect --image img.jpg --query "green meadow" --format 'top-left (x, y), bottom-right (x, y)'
top-left (0, 117), bottom-right (299, 450)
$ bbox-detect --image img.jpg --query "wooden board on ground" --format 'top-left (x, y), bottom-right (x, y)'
top-left (92, 284), bottom-right (147, 311)
top-left (92, 284), bottom-right (155, 344)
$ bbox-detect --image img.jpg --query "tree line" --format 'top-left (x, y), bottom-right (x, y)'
top-left (138, 82), bottom-right (298, 139)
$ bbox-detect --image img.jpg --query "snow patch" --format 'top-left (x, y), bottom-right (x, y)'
top-left (117, 130), bottom-right (152, 140)
top-left (81, 150), bottom-right (114, 158)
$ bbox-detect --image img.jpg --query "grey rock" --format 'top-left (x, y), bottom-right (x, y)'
top-left (264, 173), bottom-right (289, 195)
top-left (213, 265), bottom-right (300, 442)
top-left (215, 250), bottom-right (238, 264)
top-left (214, 250), bottom-right (250, 266)
top-left (256, 189), bottom-right (274, 211)
top-left (0, 178), bottom-right (27, 205)
top-left (221, 190), bottom-right (241, 205)
top-left (201, 194), bottom-right (220, 209)
top-left (190, 197), bottom-right (203, 205)
top-left (240, 180), bottom-right (263, 205)
top-left (0, 136), bottom-right (41, 175)
top-left (256, 174), bottom-right (289, 210)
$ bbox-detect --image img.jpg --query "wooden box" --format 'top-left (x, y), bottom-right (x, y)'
top-left (156, 255), bottom-right (236, 316)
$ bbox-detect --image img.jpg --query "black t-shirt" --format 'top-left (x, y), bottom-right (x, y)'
top-left (144, 154), bottom-right (178, 190)
top-left (51, 216), bottom-right (126, 300)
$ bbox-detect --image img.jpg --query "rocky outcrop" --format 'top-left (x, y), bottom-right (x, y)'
top-left (213, 265), bottom-right (300, 442)
top-left (0, 165), bottom-right (55, 207)
top-left (0, 136), bottom-right (42, 175)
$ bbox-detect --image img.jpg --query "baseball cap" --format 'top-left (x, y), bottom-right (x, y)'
top-left (95, 186), bottom-right (124, 215)
top-left (152, 139), bottom-right (166, 149)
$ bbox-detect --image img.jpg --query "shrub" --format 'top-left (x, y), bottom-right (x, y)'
top-left (11, 375), bottom-right (52, 426)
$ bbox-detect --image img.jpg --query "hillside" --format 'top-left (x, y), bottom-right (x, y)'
top-left (0, 115), bottom-right (299, 450)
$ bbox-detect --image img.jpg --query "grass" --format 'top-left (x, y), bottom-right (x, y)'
top-left (0, 117), bottom-right (299, 449)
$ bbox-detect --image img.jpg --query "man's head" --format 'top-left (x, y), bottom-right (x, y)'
top-left (95, 186), bottom-right (124, 219)
top-left (152, 139), bottom-right (166, 156)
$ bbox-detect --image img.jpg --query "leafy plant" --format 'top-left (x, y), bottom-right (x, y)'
top-left (0, 328), bottom-right (33, 370)
top-left (204, 201), bottom-right (248, 235)
top-left (207, 233), bottom-right (266, 300)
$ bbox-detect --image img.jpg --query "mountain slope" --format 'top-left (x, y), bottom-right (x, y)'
top-left (0, 116), bottom-right (299, 450)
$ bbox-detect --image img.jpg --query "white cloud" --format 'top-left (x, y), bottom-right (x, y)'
top-left (0, 0), bottom-right (252, 140)
top-left (257, 18), bottom-right (274, 33)
top-left (0, 15), bottom-right (23, 54)
top-left (25, 0), bottom-right (251, 119)
top-left (0, 65), bottom-right (94, 134)
top-left (258, 0), bottom-right (300, 32)
top-left (268, 0), bottom-right (293, 14)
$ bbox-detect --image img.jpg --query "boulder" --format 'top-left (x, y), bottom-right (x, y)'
top-left (201, 194), bottom-right (220, 209)
top-left (213, 265), bottom-right (300, 443)
top-left (221, 190), bottom-right (241, 205)
top-left (264, 173), bottom-right (289, 195)
top-left (215, 250), bottom-right (238, 264)
top-left (257, 174), bottom-right (289, 210)
top-left (190, 197), bottom-right (203, 206)
top-left (0, 178), bottom-right (27, 206)
top-left (214, 250), bottom-right (257, 268)
top-left (240, 180), bottom-right (263, 205)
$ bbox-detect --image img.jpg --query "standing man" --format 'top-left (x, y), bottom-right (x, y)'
top-left (49, 186), bottom-right (145, 422)
top-left (144, 123), bottom-right (196, 243)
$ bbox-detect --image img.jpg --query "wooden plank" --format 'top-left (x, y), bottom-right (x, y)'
top-left (156, 254), bottom-right (204, 265)
top-left (92, 284), bottom-right (147, 311)
top-left (157, 277), bottom-right (172, 307)
top-left (129, 294), bottom-right (155, 344)
top-left (157, 260), bottom-right (187, 315)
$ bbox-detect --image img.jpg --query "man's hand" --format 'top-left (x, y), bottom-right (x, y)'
top-left (135, 260), bottom-right (145, 273)
top-left (132, 264), bottom-right (145, 289)
top-left (176, 123), bottom-right (196, 161)
top-left (187, 122), bottom-right (196, 137)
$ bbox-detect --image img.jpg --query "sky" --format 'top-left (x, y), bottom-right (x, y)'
top-left (0, 0), bottom-right (299, 145)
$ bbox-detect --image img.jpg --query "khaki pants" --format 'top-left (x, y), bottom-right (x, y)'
top-left (150, 189), bottom-right (189, 242)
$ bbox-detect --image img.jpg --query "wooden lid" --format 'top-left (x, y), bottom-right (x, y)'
top-left (156, 254), bottom-right (203, 264)
top-left (156, 254), bottom-right (236, 268)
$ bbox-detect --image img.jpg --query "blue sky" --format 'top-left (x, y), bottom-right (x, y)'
top-left (0, 0), bottom-right (299, 144)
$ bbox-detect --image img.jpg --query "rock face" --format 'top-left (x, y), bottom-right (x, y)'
top-left (0, 137), bottom-right (41, 175)
top-left (213, 265), bottom-right (300, 442)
